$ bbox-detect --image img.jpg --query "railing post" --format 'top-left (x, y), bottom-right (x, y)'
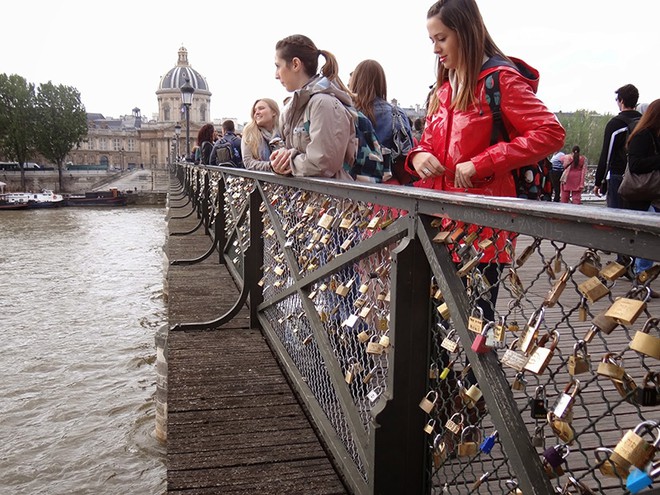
top-left (248, 188), bottom-right (263, 329)
top-left (371, 233), bottom-right (432, 495)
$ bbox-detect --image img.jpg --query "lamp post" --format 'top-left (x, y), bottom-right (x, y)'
top-left (180, 78), bottom-right (194, 159)
top-left (174, 123), bottom-right (181, 161)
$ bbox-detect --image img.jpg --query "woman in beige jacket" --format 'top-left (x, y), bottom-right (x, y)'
top-left (270, 34), bottom-right (356, 180)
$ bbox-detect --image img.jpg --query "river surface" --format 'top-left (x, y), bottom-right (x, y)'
top-left (0, 206), bottom-right (167, 495)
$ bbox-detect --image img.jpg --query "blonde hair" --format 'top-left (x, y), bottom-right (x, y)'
top-left (242, 98), bottom-right (281, 159)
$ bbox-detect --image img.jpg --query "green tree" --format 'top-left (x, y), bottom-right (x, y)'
top-left (0, 73), bottom-right (38, 191)
top-left (556, 110), bottom-right (611, 164)
top-left (35, 81), bottom-right (87, 190)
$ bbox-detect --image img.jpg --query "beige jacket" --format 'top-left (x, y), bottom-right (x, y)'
top-left (280, 76), bottom-right (357, 180)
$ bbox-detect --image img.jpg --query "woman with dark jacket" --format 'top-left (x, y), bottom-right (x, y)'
top-left (196, 123), bottom-right (215, 165)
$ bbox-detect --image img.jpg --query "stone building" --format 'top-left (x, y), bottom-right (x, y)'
top-left (66, 46), bottom-right (211, 170)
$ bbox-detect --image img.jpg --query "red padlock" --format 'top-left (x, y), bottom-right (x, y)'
top-left (472, 321), bottom-right (495, 354)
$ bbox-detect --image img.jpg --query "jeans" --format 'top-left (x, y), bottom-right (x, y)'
top-left (634, 205), bottom-right (659, 275)
top-left (606, 174), bottom-right (624, 209)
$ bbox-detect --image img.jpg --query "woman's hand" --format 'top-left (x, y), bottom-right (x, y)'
top-left (454, 161), bottom-right (476, 188)
top-left (270, 148), bottom-right (293, 175)
top-left (411, 152), bottom-right (445, 179)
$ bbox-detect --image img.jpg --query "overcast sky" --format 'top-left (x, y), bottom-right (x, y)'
top-left (2, 0), bottom-right (657, 124)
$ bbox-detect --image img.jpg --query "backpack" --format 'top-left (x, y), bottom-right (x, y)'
top-left (485, 70), bottom-right (540, 199)
top-left (213, 138), bottom-right (243, 167)
top-left (390, 103), bottom-right (413, 163)
top-left (606, 114), bottom-right (641, 167)
top-left (304, 101), bottom-right (391, 183)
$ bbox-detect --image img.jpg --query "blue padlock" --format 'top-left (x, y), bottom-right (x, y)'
top-left (627, 467), bottom-right (652, 493)
top-left (479, 430), bottom-right (498, 454)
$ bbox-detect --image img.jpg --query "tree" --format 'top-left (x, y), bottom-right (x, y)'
top-left (0, 73), bottom-right (38, 191)
top-left (35, 81), bottom-right (88, 190)
top-left (556, 110), bottom-right (611, 163)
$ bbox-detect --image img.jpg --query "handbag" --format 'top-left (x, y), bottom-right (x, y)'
top-left (559, 162), bottom-right (571, 184)
top-left (619, 136), bottom-right (660, 201)
top-left (618, 168), bottom-right (660, 201)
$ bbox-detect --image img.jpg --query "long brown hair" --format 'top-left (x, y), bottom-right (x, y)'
top-left (427, 0), bottom-right (510, 111)
top-left (628, 98), bottom-right (660, 145)
top-left (196, 123), bottom-right (215, 145)
top-left (275, 34), bottom-right (349, 92)
top-left (348, 59), bottom-right (387, 123)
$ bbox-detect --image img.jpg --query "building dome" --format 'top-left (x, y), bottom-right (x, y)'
top-left (159, 46), bottom-right (208, 92)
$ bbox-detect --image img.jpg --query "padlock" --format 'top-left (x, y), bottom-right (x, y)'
top-left (471, 321), bottom-right (495, 354)
top-left (638, 264), bottom-right (660, 283)
top-left (600, 260), bottom-right (627, 281)
top-left (613, 369), bottom-right (639, 405)
top-left (342, 314), bottom-right (359, 329)
top-left (366, 335), bottom-right (384, 355)
top-left (591, 309), bottom-right (619, 335)
top-left (596, 352), bottom-right (625, 381)
top-left (605, 287), bottom-right (651, 326)
top-left (520, 307), bottom-right (545, 355)
top-left (626, 466), bottom-right (654, 494)
top-left (554, 250), bottom-right (563, 273)
top-left (547, 411), bottom-right (575, 444)
top-left (317, 206), bottom-right (337, 230)
top-left (433, 229), bottom-right (452, 244)
top-left (561, 476), bottom-right (597, 495)
top-left (505, 479), bottom-right (523, 495)
top-left (629, 317), bottom-right (660, 360)
top-left (508, 267), bottom-right (524, 296)
top-left (467, 306), bottom-right (485, 333)
top-left (356, 329), bottom-right (370, 343)
top-left (637, 372), bottom-right (659, 407)
top-left (362, 365), bottom-right (378, 384)
top-left (531, 424), bottom-right (546, 448)
top-left (544, 270), bottom-right (570, 307)
top-left (456, 252), bottom-right (483, 277)
top-left (457, 425), bottom-right (481, 457)
top-left (440, 329), bottom-right (460, 353)
top-left (445, 413), bottom-right (464, 435)
top-left (464, 384), bottom-right (483, 406)
top-left (515, 238), bottom-right (540, 267)
top-left (530, 385), bottom-right (547, 419)
top-left (424, 418), bottom-right (436, 435)
top-left (567, 340), bottom-right (591, 376)
top-left (419, 390), bottom-right (438, 414)
top-left (610, 420), bottom-right (660, 470)
top-left (578, 297), bottom-right (588, 322)
top-left (578, 249), bottom-right (602, 277)
top-left (543, 443), bottom-right (570, 470)
top-left (366, 386), bottom-right (382, 403)
top-left (479, 430), bottom-right (498, 454)
top-left (432, 433), bottom-right (448, 468)
top-left (511, 371), bottom-right (528, 391)
top-left (594, 447), bottom-right (628, 478)
top-left (378, 333), bottom-right (390, 349)
top-left (578, 276), bottom-right (610, 303)
top-left (439, 359), bottom-right (456, 380)
top-left (429, 363), bottom-right (439, 380)
top-left (502, 339), bottom-right (530, 373)
top-left (553, 378), bottom-right (580, 419)
top-left (524, 330), bottom-right (559, 375)
top-left (448, 225), bottom-right (466, 244)
top-left (456, 230), bottom-right (479, 257)
top-left (437, 302), bottom-right (451, 319)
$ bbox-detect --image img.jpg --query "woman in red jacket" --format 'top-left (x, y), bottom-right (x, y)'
top-left (407, 0), bottom-right (565, 319)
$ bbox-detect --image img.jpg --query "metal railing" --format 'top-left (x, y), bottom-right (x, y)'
top-left (170, 163), bottom-right (660, 495)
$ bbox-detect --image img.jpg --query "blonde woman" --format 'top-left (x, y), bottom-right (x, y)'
top-left (241, 98), bottom-right (281, 172)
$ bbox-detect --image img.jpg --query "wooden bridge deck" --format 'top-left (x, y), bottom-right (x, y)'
top-left (164, 186), bottom-right (348, 495)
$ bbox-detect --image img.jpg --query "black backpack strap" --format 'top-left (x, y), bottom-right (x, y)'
top-left (485, 71), bottom-right (509, 146)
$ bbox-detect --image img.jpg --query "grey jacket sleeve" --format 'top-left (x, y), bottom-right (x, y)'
top-left (241, 140), bottom-right (273, 172)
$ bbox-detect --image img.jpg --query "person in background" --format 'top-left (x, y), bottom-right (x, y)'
top-left (220, 120), bottom-right (244, 166)
top-left (195, 123), bottom-right (215, 165)
top-left (625, 99), bottom-right (660, 288)
top-left (412, 118), bottom-right (424, 145)
top-left (549, 150), bottom-right (565, 202)
top-left (269, 34), bottom-right (356, 179)
top-left (560, 145), bottom-right (587, 204)
top-left (241, 98), bottom-right (282, 171)
top-left (406, 0), bottom-right (565, 320)
top-left (348, 59), bottom-right (414, 184)
top-left (594, 84), bottom-right (642, 207)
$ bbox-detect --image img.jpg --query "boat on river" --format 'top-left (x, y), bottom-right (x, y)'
top-left (64, 188), bottom-right (127, 207)
top-left (1, 190), bottom-right (65, 208)
top-left (0, 198), bottom-right (30, 210)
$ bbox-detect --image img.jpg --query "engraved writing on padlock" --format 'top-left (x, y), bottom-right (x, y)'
top-left (596, 353), bottom-right (625, 381)
top-left (317, 207), bottom-right (336, 230)
top-left (366, 335), bottom-right (384, 355)
top-left (445, 413), bottom-right (464, 435)
top-left (600, 261), bottom-right (627, 281)
top-left (468, 307), bottom-right (485, 333)
top-left (568, 340), bottom-right (591, 375)
top-left (629, 317), bottom-right (660, 360)
top-left (524, 330), bottom-right (559, 375)
top-left (419, 390), bottom-right (438, 414)
top-left (605, 287), bottom-right (650, 326)
top-left (520, 307), bottom-right (545, 355)
top-left (501, 339), bottom-right (529, 372)
top-left (441, 329), bottom-right (459, 352)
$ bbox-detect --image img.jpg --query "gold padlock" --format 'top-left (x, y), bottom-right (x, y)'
top-left (419, 390), bottom-right (438, 414)
top-left (594, 447), bottom-right (629, 478)
top-left (524, 330), bottom-right (559, 375)
top-left (456, 252), bottom-right (483, 278)
top-left (578, 249), bottom-right (602, 277)
top-left (501, 339), bottom-right (529, 372)
top-left (610, 420), bottom-right (660, 470)
top-left (629, 317), bottom-right (660, 360)
top-left (515, 238), bottom-right (541, 267)
top-left (464, 384), bottom-right (483, 405)
top-left (568, 340), bottom-right (591, 375)
top-left (467, 306), bottom-right (485, 333)
top-left (520, 307), bottom-right (545, 355)
top-left (440, 329), bottom-right (459, 352)
top-left (596, 352), bottom-right (625, 381)
top-left (605, 286), bottom-right (650, 326)
top-left (577, 276), bottom-right (610, 303)
top-left (432, 434), bottom-right (448, 468)
top-left (366, 335), bottom-right (384, 355)
top-left (544, 270), bottom-right (570, 307)
top-left (600, 261), bottom-right (627, 281)
top-left (445, 413), bottom-right (464, 435)
top-left (547, 411), bottom-right (575, 444)
top-left (437, 302), bottom-right (451, 319)
top-left (457, 425), bottom-right (481, 457)
top-left (317, 206), bottom-right (337, 230)
top-left (424, 419), bottom-right (436, 435)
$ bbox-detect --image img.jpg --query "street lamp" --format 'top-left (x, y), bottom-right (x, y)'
top-left (180, 78), bottom-right (194, 159)
top-left (174, 122), bottom-right (181, 161)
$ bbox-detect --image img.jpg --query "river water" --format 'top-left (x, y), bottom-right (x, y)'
top-left (0, 206), bottom-right (167, 495)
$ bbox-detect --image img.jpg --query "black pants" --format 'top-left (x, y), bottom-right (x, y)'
top-left (549, 170), bottom-right (563, 202)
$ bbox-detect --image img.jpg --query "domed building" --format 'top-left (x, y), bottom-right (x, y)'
top-left (66, 47), bottom-right (213, 170)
